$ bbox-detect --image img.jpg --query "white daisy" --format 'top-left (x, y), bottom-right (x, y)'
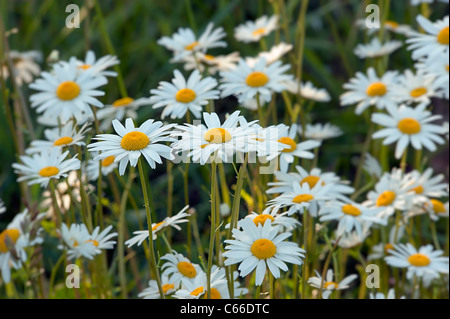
top-left (57, 223), bottom-right (97, 260)
top-left (89, 225), bottom-right (117, 250)
top-left (407, 168), bottom-right (448, 202)
top-left (371, 102), bottom-right (446, 159)
top-left (415, 52), bottom-right (449, 99)
top-left (174, 267), bottom-right (229, 299)
top-left (308, 269), bottom-right (358, 299)
top-left (340, 67), bottom-right (400, 115)
top-left (249, 124), bottom-right (292, 160)
top-left (369, 288), bottom-right (405, 299)
top-left (395, 69), bottom-right (443, 105)
top-left (234, 15), bottom-right (278, 43)
top-left (298, 123), bottom-right (343, 141)
top-left (354, 37), bottom-right (402, 59)
top-left (160, 251), bottom-right (203, 286)
top-left (138, 274), bottom-right (178, 299)
top-left (181, 51), bottom-right (240, 75)
top-left (223, 219), bottom-right (305, 286)
top-left (2, 50), bottom-right (42, 86)
top-left (424, 198), bottom-right (449, 221)
top-left (246, 42), bottom-right (293, 67)
top-left (385, 243), bottom-right (449, 280)
top-left (235, 208), bottom-right (301, 233)
top-left (12, 148), bottom-right (81, 188)
top-left (29, 59), bottom-right (107, 123)
top-left (150, 69), bottom-right (219, 119)
top-left (354, 19), bottom-right (413, 36)
top-left (335, 224), bottom-right (371, 249)
top-left (363, 153), bottom-right (383, 179)
top-left (368, 224), bottom-right (406, 261)
top-left (284, 79), bottom-right (332, 102)
top-left (86, 152), bottom-right (118, 181)
top-left (87, 118), bottom-right (175, 175)
top-left (68, 50), bottom-right (120, 77)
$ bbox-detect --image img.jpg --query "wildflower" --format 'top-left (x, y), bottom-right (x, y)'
top-left (234, 15), bottom-right (278, 43)
top-left (160, 251), bottom-right (203, 286)
top-left (308, 269), bottom-right (358, 299)
top-left (2, 50), bottom-right (42, 86)
top-left (284, 79), bottom-right (331, 102)
top-left (138, 274), bottom-right (178, 299)
top-left (354, 37), bottom-right (402, 59)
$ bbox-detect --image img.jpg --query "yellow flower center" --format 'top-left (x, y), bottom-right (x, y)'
top-left (324, 281), bottom-right (338, 289)
top-left (190, 286), bottom-right (204, 296)
top-left (175, 88), bottom-right (196, 103)
top-left (300, 176), bottom-right (323, 189)
top-left (101, 156), bottom-right (115, 167)
top-left (85, 239), bottom-right (99, 247)
top-left (410, 87), bottom-right (427, 98)
top-left (429, 199), bottom-right (446, 214)
top-left (56, 81), bottom-right (81, 101)
top-left (246, 71), bottom-right (269, 87)
top-left (251, 238), bottom-right (277, 259)
top-left (252, 28), bottom-right (266, 36)
top-left (384, 243), bottom-right (394, 255)
top-left (397, 118), bottom-right (421, 135)
top-left (113, 97), bottom-right (134, 108)
top-left (120, 131), bottom-right (150, 151)
top-left (411, 185), bottom-right (424, 194)
top-left (278, 137), bottom-right (297, 153)
top-left (292, 194), bottom-right (314, 204)
top-left (39, 166), bottom-right (60, 177)
top-left (202, 288), bottom-right (222, 299)
top-left (185, 41), bottom-right (199, 51)
top-left (177, 261), bottom-right (197, 278)
top-left (204, 128), bottom-right (232, 144)
top-left (437, 26), bottom-right (449, 45)
top-left (366, 82), bottom-right (387, 97)
top-left (53, 136), bottom-right (74, 146)
top-left (385, 20), bottom-right (399, 29)
top-left (342, 204), bottom-right (362, 217)
top-left (0, 228), bottom-right (20, 253)
top-left (253, 214), bottom-right (275, 226)
top-left (78, 64), bottom-right (91, 70)
top-left (152, 221), bottom-right (165, 232)
top-left (204, 54), bottom-right (215, 61)
top-left (162, 283), bottom-right (175, 295)
top-left (408, 253), bottom-right (431, 267)
top-left (376, 191), bottom-right (396, 207)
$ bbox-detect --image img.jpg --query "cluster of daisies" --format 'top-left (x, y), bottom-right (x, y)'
top-left (1, 3), bottom-right (449, 300)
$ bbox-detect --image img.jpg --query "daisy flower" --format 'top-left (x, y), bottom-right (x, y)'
top-left (234, 208), bottom-right (301, 233)
top-left (88, 225), bottom-right (118, 250)
top-left (220, 57), bottom-right (293, 104)
top-left (424, 198), bottom-right (449, 221)
top-left (158, 23), bottom-right (227, 62)
top-left (385, 243), bottom-right (449, 280)
top-left (150, 69), bottom-right (219, 119)
top-left (371, 103), bottom-right (446, 159)
top-left (369, 288), bottom-right (405, 299)
top-left (340, 67), bottom-right (400, 115)
top-left (171, 111), bottom-right (257, 165)
top-left (249, 124), bottom-right (292, 160)
top-left (298, 123), bottom-right (343, 141)
top-left (354, 37), bottom-right (403, 59)
top-left (58, 223), bottom-right (97, 260)
top-left (87, 118), bottom-right (175, 175)
top-left (407, 168), bottom-right (448, 202)
top-left (335, 224), bottom-right (371, 249)
top-left (368, 224), bottom-right (405, 261)
top-left (174, 267), bottom-right (229, 299)
top-left (363, 153), bottom-right (383, 179)
top-left (308, 269), bottom-right (358, 299)
top-left (284, 79), bottom-right (332, 102)
top-left (415, 52), bottom-right (449, 99)
top-left (25, 122), bottom-right (90, 154)
top-left (138, 274), bottom-right (178, 299)
top-left (406, 15), bottom-right (449, 62)
top-left (395, 69), bottom-right (443, 105)
top-left (223, 219), bottom-right (305, 286)
top-left (234, 15), bottom-right (278, 43)
top-left (2, 50), bottom-right (42, 86)
top-left (68, 50), bottom-right (120, 77)
top-left (86, 152), bottom-right (118, 181)
top-left (29, 59), bottom-right (107, 123)
top-left (181, 51), bottom-right (240, 75)
top-left (246, 42), bottom-right (293, 67)
top-left (355, 19), bottom-right (413, 36)
top-left (12, 148), bottom-right (81, 188)
top-left (96, 96), bottom-right (153, 131)
top-left (160, 251), bottom-right (203, 286)
top-left (125, 206), bottom-right (190, 246)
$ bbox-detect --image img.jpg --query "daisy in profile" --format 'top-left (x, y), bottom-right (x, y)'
top-left (86, 152), bottom-right (118, 181)
top-left (354, 37), bottom-right (402, 59)
top-left (181, 51), bottom-right (240, 75)
top-left (369, 288), bottom-right (405, 299)
top-left (26, 122), bottom-right (90, 154)
top-left (220, 57), bottom-right (292, 103)
top-left (29, 59), bottom-right (107, 123)
top-left (96, 96), bottom-right (153, 131)
top-left (298, 123), bottom-right (343, 141)
top-left (138, 274), bottom-right (178, 299)
top-left (125, 206), bottom-right (190, 246)
top-left (88, 225), bottom-right (118, 251)
top-left (87, 118), bottom-right (175, 175)
top-left (355, 19), bottom-right (413, 36)
top-left (395, 69), bottom-right (443, 105)
top-left (407, 168), bottom-right (448, 203)
top-left (249, 124), bottom-right (292, 160)
top-left (12, 148), bottom-right (81, 188)
top-left (363, 153), bottom-right (383, 179)
top-left (246, 42), bottom-right (293, 67)
top-left (2, 50), bottom-right (42, 86)
top-left (334, 224), bottom-right (371, 249)
top-left (371, 103), bottom-right (446, 159)
top-left (284, 79), bottom-right (331, 102)
top-left (68, 50), bottom-right (120, 77)
top-left (424, 198), bottom-right (449, 221)
top-left (308, 269), bottom-right (358, 299)
top-left (171, 111), bottom-right (256, 165)
top-left (233, 208), bottom-right (301, 233)
top-left (415, 53), bottom-right (449, 99)
top-left (174, 267), bottom-right (229, 299)
top-left (368, 224), bottom-right (405, 261)
top-left (150, 69), bottom-right (219, 119)
top-left (160, 251), bottom-right (203, 286)
top-left (158, 23), bottom-right (227, 62)
top-left (406, 15), bottom-right (449, 62)
top-left (223, 219), bottom-right (305, 286)
top-left (234, 15), bottom-right (278, 43)
top-left (340, 67), bottom-right (400, 115)
top-left (58, 223), bottom-right (96, 260)
top-left (385, 243), bottom-right (449, 280)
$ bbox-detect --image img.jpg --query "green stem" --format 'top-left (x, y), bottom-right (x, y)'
top-left (206, 161), bottom-right (217, 299)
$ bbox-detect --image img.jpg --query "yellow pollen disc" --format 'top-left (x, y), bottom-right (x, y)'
top-left (54, 136), bottom-right (74, 146)
top-left (324, 281), bottom-right (338, 289)
top-left (246, 71), bottom-right (269, 87)
top-left (410, 87), bottom-right (427, 98)
top-left (397, 118), bottom-right (421, 135)
top-left (202, 288), bottom-right (222, 299)
top-left (385, 20), bottom-right (399, 29)
top-left (113, 97), bottom-right (134, 108)
top-left (56, 81), bottom-right (81, 101)
top-left (78, 64), bottom-right (91, 70)
top-left (162, 283), bottom-right (175, 294)
top-left (101, 156), bottom-right (115, 167)
top-left (152, 221), bottom-right (165, 232)
top-left (73, 240), bottom-right (79, 247)
top-left (300, 176), bottom-right (321, 188)
top-left (342, 204), bottom-right (362, 216)
top-left (408, 253), bottom-right (431, 267)
top-left (292, 194), bottom-right (314, 204)
top-left (412, 185), bottom-right (424, 194)
top-left (253, 214), bottom-right (275, 226)
top-left (204, 128), bottom-right (232, 144)
top-left (185, 41), bottom-right (199, 51)
top-left (278, 137), bottom-right (297, 153)
top-left (251, 238), bottom-right (277, 259)
top-left (437, 26), bottom-right (449, 45)
top-left (175, 88), bottom-right (197, 103)
top-left (430, 199), bottom-right (446, 214)
top-left (376, 191), bottom-right (396, 207)
top-left (252, 28), bottom-right (266, 36)
top-left (120, 131), bottom-right (150, 151)
top-left (446, 65), bottom-right (449, 72)
top-left (0, 228), bottom-right (20, 253)
top-left (366, 82), bottom-right (387, 97)
top-left (190, 286), bottom-right (204, 296)
top-left (204, 54), bottom-right (215, 61)
top-left (384, 243), bottom-right (394, 255)
top-left (177, 261), bottom-right (197, 278)
top-left (85, 239), bottom-right (99, 247)
top-left (39, 166), bottom-right (60, 177)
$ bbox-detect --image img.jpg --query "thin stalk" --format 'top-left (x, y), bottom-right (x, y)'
top-left (206, 161), bottom-right (217, 299)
